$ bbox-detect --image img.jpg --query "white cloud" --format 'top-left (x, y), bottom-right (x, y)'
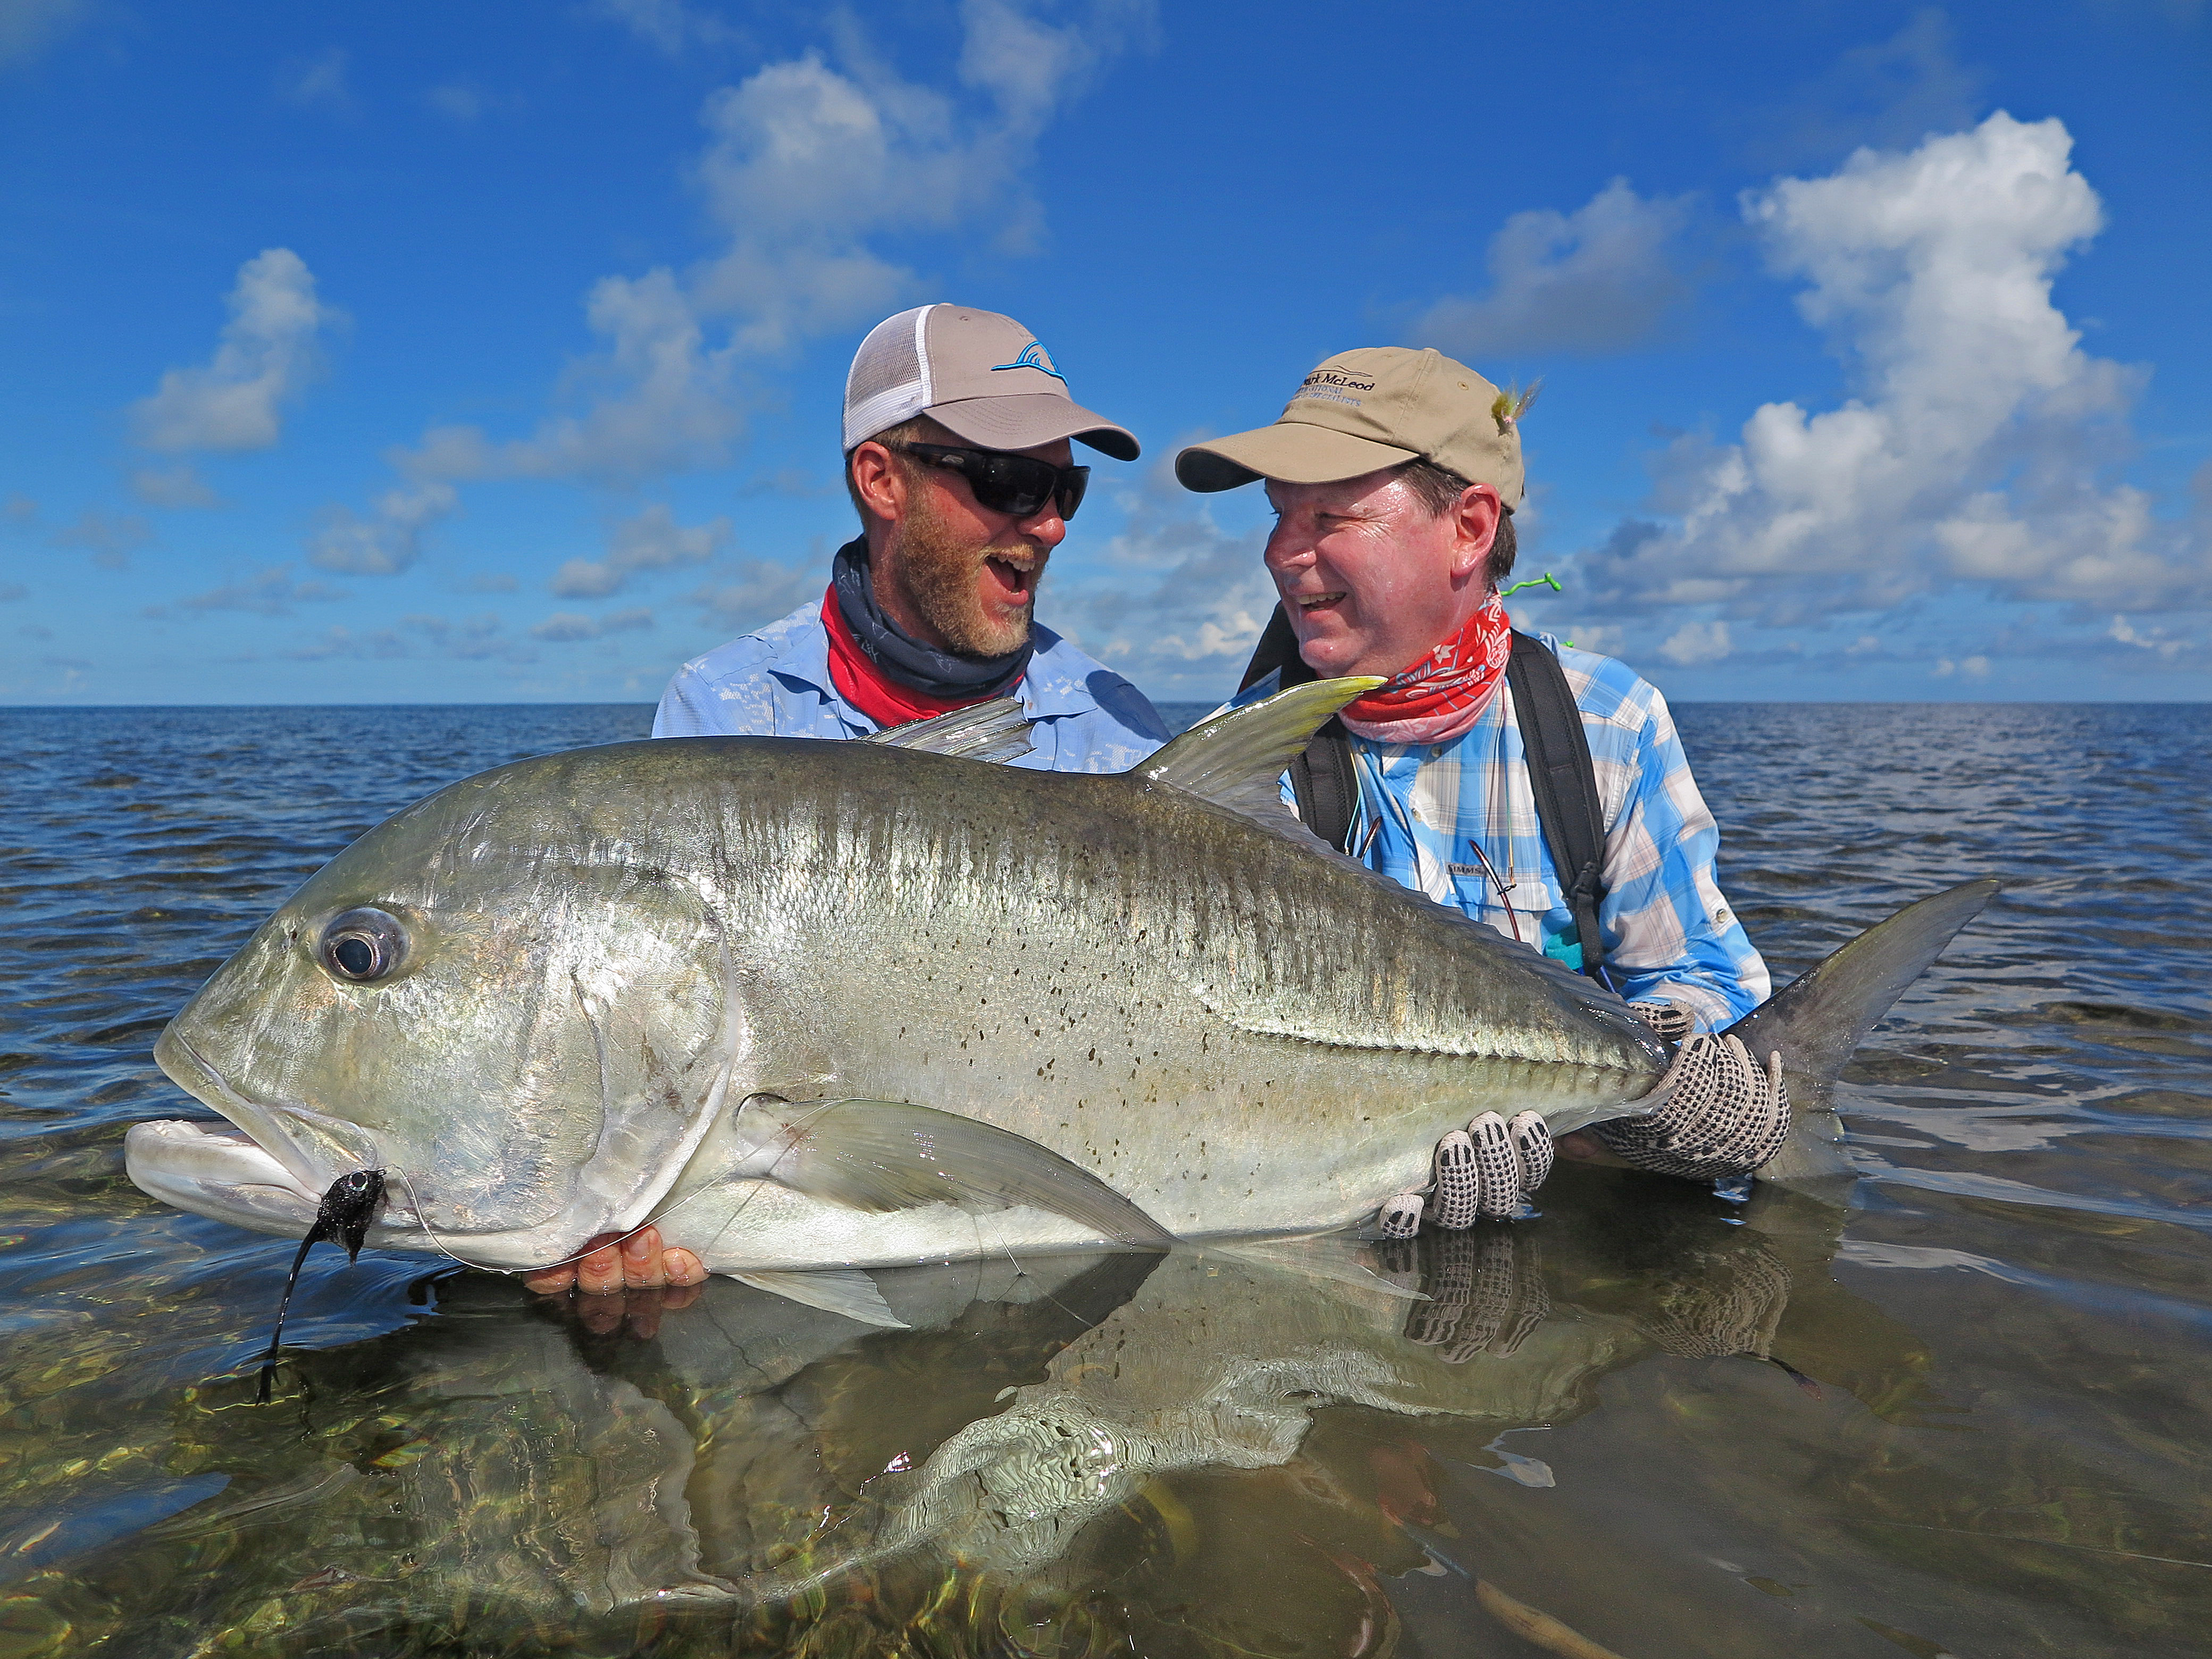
top-left (49, 508), bottom-right (150, 569)
top-left (530, 607), bottom-right (656, 642)
top-left (1044, 455), bottom-right (1278, 699)
top-left (1933, 655), bottom-right (1991, 678)
top-left (551, 502), bottom-right (731, 598)
top-left (307, 482), bottom-right (456, 576)
top-left (403, 1), bottom-right (1148, 488)
top-left (130, 465), bottom-right (221, 508)
top-left (1658, 618), bottom-right (1732, 666)
top-left (131, 249), bottom-right (340, 453)
top-left (2109, 614), bottom-right (2189, 659)
top-left (0, 0), bottom-right (87, 68)
top-left (589, 0), bottom-right (743, 54)
top-left (686, 558), bottom-right (819, 635)
top-left (1575, 113), bottom-right (2211, 640)
top-left (160, 565), bottom-right (348, 617)
top-left (286, 612), bottom-right (533, 663)
top-left (1412, 179), bottom-right (1695, 358)
top-left (276, 47), bottom-right (354, 115)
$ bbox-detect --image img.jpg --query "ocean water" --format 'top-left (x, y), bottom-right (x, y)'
top-left (1, 701), bottom-right (2207, 1658)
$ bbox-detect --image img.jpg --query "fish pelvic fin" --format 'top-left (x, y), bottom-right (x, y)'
top-left (1721, 878), bottom-right (1998, 1189)
top-left (1136, 677), bottom-right (1383, 843)
top-left (865, 696), bottom-right (1034, 764)
top-left (737, 1096), bottom-right (1177, 1250)
top-left (728, 1268), bottom-right (909, 1328)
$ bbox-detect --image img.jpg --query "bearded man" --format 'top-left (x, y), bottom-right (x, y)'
top-left (528, 306), bottom-right (1168, 1302)
top-left (1178, 346), bottom-right (1794, 1234)
top-left (650, 303), bottom-right (1166, 771)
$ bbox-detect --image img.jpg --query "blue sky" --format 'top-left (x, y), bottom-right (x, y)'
top-left (3, 0), bottom-right (2207, 706)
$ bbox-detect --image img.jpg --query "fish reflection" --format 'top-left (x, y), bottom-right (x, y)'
top-left (73, 1182), bottom-right (1928, 1655)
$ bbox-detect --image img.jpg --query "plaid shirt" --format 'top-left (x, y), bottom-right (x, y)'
top-left (1236, 637), bottom-right (1769, 1030)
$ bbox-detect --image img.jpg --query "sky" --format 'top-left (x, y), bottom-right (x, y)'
top-left (2, 0), bottom-right (2208, 706)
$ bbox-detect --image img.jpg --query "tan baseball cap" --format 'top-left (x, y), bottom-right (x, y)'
top-left (843, 304), bottom-right (1139, 460)
top-left (1176, 346), bottom-right (1522, 504)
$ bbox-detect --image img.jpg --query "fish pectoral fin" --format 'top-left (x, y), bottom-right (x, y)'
top-left (738, 1097), bottom-right (1176, 1250)
top-left (1212, 1234), bottom-right (1431, 1302)
top-left (729, 1268), bottom-right (909, 1329)
top-left (1135, 678), bottom-right (1384, 848)
top-left (865, 697), bottom-right (1034, 764)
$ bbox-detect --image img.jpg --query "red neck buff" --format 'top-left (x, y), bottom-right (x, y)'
top-left (1338, 593), bottom-right (1512, 745)
top-left (822, 585), bottom-right (1016, 729)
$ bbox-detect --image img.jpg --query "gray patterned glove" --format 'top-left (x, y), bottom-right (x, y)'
top-left (1595, 1030), bottom-right (1792, 1181)
top-left (1401, 1228), bottom-right (1551, 1361)
top-left (1377, 1110), bottom-right (1554, 1238)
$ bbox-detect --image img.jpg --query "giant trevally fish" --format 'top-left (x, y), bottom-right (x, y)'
top-left (126, 682), bottom-right (1995, 1327)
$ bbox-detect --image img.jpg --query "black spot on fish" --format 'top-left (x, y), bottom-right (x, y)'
top-left (254, 1169), bottom-right (387, 1404)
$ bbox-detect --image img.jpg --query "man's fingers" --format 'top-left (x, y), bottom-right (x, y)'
top-left (663, 1248), bottom-right (707, 1287)
top-left (621, 1226), bottom-right (670, 1289)
top-left (1379, 1192), bottom-right (1425, 1240)
top-left (1469, 1113), bottom-right (1519, 1219)
top-left (575, 1240), bottom-right (625, 1296)
top-left (661, 1280), bottom-right (704, 1310)
top-left (522, 1263), bottom-right (578, 1295)
top-left (1432, 1130), bottom-right (1481, 1230)
top-left (1507, 1110), bottom-right (1552, 1195)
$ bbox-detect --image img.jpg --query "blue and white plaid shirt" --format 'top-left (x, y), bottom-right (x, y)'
top-left (1235, 637), bottom-right (1770, 1030)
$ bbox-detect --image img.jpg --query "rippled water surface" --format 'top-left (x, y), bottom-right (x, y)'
top-left (1, 701), bottom-right (2207, 1658)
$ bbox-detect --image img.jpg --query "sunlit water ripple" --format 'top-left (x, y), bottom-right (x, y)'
top-left (0, 701), bottom-right (2206, 1657)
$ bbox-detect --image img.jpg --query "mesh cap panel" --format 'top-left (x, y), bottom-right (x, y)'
top-left (843, 306), bottom-right (934, 450)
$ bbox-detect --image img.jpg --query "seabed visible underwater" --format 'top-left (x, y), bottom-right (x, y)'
top-left (2, 701), bottom-right (2208, 1658)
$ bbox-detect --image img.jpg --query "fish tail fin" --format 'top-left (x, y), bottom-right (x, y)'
top-left (1719, 878), bottom-right (1998, 1191)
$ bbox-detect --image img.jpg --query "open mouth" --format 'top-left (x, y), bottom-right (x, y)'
top-left (1293, 592), bottom-right (1346, 614)
top-left (983, 555), bottom-right (1036, 604)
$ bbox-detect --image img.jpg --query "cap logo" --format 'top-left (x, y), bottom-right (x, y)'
top-left (1292, 367), bottom-right (1376, 408)
top-left (990, 340), bottom-right (1066, 384)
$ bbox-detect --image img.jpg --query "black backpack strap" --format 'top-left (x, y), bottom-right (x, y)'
top-left (1239, 604), bottom-right (1359, 854)
top-left (1505, 631), bottom-right (1609, 978)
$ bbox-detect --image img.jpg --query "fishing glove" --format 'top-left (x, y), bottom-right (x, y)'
top-left (1377, 1110), bottom-right (1553, 1238)
top-left (1595, 1028), bottom-right (1792, 1182)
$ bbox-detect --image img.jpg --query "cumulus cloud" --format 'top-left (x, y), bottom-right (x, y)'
top-left (276, 47), bottom-right (354, 115)
top-left (530, 606), bottom-right (656, 642)
top-left (307, 482), bottom-right (456, 576)
top-left (129, 465), bottom-right (221, 508)
top-left (286, 612), bottom-right (533, 664)
top-left (159, 565), bottom-right (348, 618)
top-left (49, 508), bottom-right (150, 569)
top-left (402, 1), bottom-right (1147, 489)
top-left (1412, 179), bottom-right (1695, 358)
top-left (551, 502), bottom-right (731, 598)
top-left (1044, 455), bottom-right (1277, 699)
top-left (589, 0), bottom-right (745, 54)
top-left (1658, 618), bottom-right (1732, 666)
top-left (131, 249), bottom-right (340, 454)
top-left (686, 558), bottom-right (819, 634)
top-left (0, 0), bottom-right (88, 68)
top-left (1572, 113), bottom-right (2211, 645)
top-left (1752, 9), bottom-right (1989, 169)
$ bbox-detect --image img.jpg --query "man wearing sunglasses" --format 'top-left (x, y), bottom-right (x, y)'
top-left (650, 303), bottom-right (1168, 773)
top-left (538, 308), bottom-right (1168, 1298)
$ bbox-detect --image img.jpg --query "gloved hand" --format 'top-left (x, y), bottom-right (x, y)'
top-left (1595, 1028), bottom-right (1792, 1182)
top-left (1377, 1110), bottom-right (1553, 1238)
top-left (1400, 1227), bottom-right (1551, 1361)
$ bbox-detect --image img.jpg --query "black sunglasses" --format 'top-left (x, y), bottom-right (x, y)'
top-left (895, 442), bottom-right (1090, 522)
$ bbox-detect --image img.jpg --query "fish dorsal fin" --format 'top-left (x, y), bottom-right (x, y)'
top-left (1136, 677), bottom-right (1383, 841)
top-left (866, 697), bottom-right (1034, 764)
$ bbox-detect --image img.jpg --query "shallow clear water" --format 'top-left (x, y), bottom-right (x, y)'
top-left (1, 701), bottom-right (2207, 1658)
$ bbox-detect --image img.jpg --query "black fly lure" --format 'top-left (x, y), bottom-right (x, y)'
top-left (255, 1168), bottom-right (387, 1403)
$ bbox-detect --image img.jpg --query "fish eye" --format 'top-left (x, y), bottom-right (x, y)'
top-left (319, 908), bottom-right (407, 984)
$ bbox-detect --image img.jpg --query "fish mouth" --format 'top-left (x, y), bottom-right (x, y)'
top-left (153, 1024), bottom-right (382, 1197)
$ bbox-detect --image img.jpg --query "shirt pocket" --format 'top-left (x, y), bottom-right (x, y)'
top-left (1445, 864), bottom-right (1558, 944)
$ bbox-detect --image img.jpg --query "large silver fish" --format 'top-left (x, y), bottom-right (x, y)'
top-left (126, 683), bottom-right (1994, 1326)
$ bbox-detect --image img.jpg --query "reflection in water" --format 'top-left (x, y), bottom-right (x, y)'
top-left (5, 703), bottom-right (2212, 1655)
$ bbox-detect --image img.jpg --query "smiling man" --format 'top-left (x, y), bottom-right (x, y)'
top-left (650, 304), bottom-right (1167, 772)
top-left (1178, 346), bottom-right (1792, 1233)
top-left (532, 306), bottom-right (1168, 1298)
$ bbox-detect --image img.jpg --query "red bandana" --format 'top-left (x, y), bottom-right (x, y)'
top-left (1339, 594), bottom-right (1512, 745)
top-left (822, 586), bottom-right (1017, 730)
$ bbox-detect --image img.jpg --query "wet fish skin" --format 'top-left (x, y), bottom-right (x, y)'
top-left (132, 709), bottom-right (1666, 1275)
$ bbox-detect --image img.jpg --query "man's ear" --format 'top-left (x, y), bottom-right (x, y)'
top-left (850, 441), bottom-right (908, 527)
top-left (1449, 483), bottom-right (1502, 583)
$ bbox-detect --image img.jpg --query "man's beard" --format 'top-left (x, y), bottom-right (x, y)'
top-left (889, 492), bottom-right (1041, 659)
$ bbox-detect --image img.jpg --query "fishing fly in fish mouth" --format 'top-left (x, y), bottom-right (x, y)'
top-left (125, 312), bottom-right (1997, 1377)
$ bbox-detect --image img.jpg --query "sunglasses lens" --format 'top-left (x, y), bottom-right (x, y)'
top-left (1056, 467), bottom-right (1089, 520)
